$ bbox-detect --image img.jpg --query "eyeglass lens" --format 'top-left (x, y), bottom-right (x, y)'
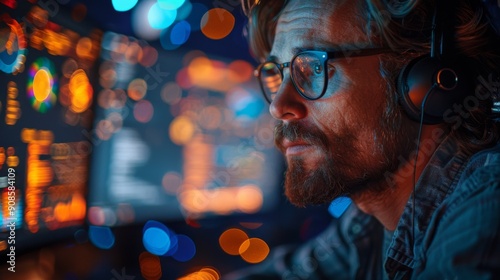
top-left (258, 52), bottom-right (326, 102)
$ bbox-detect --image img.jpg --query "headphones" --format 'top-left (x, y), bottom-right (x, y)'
top-left (397, 0), bottom-right (475, 124)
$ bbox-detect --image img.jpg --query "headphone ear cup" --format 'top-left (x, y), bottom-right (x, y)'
top-left (397, 55), bottom-right (473, 124)
top-left (397, 55), bottom-right (429, 123)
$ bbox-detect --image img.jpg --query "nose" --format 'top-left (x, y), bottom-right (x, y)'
top-left (269, 76), bottom-right (307, 121)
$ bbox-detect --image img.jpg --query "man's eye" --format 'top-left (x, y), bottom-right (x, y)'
top-left (327, 64), bottom-right (336, 79)
top-left (313, 64), bottom-right (323, 74)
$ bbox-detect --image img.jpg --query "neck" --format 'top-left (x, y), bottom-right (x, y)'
top-left (351, 125), bottom-right (442, 231)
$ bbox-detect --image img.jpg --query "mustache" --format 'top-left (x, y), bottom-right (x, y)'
top-left (274, 121), bottom-right (329, 151)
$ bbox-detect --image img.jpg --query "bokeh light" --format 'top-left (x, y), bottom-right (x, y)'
top-left (179, 267), bottom-right (220, 280)
top-left (328, 196), bottom-right (352, 218)
top-left (176, 0), bottom-right (193, 21)
top-left (239, 238), bottom-right (270, 264)
top-left (160, 27), bottom-right (181, 51)
top-left (133, 99), bottom-right (154, 123)
top-left (139, 252), bottom-right (162, 280)
top-left (148, 3), bottom-right (177, 29)
top-left (169, 115), bottom-right (196, 145)
top-left (140, 45), bottom-right (158, 67)
top-left (198, 106), bottom-right (222, 130)
top-left (62, 58), bottom-right (78, 78)
top-left (96, 119), bottom-right (114, 140)
top-left (133, 0), bottom-right (162, 40)
top-left (219, 228), bottom-right (249, 256)
top-left (27, 57), bottom-right (57, 113)
top-left (142, 221), bottom-right (178, 257)
top-left (88, 226), bottom-right (115, 249)
top-left (158, 0), bottom-right (185, 10)
top-left (75, 37), bottom-right (93, 60)
top-left (74, 229), bottom-right (88, 244)
top-left (0, 16), bottom-right (27, 74)
top-left (112, 0), bottom-right (138, 12)
top-left (236, 185), bottom-right (263, 214)
top-left (107, 112), bottom-right (124, 133)
top-left (162, 171), bottom-right (183, 194)
top-left (87, 206), bottom-right (118, 226)
top-left (99, 61), bottom-right (117, 89)
top-left (228, 60), bottom-right (254, 83)
top-left (161, 82), bottom-right (183, 105)
top-left (200, 8), bottom-right (235, 40)
top-left (143, 227), bottom-right (171, 256)
top-left (68, 69), bottom-right (93, 113)
top-left (125, 41), bottom-right (143, 64)
top-left (170, 20), bottom-right (191, 45)
top-left (127, 78), bottom-right (148, 100)
top-left (33, 69), bottom-right (51, 102)
top-left (172, 234), bottom-right (196, 262)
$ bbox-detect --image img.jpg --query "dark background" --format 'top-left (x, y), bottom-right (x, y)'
top-left (0, 0), bottom-right (334, 279)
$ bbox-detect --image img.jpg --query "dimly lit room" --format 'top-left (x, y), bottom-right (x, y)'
top-left (0, 0), bottom-right (336, 279)
top-left (2, 0), bottom-right (500, 279)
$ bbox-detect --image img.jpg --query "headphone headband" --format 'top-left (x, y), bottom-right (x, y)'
top-left (396, 0), bottom-right (474, 124)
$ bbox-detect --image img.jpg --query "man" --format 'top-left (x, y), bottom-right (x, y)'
top-left (226, 0), bottom-right (500, 279)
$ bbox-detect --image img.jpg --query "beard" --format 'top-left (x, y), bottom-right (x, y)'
top-left (274, 106), bottom-right (417, 207)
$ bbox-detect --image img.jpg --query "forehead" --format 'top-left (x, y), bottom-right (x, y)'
top-left (270, 0), bottom-right (369, 60)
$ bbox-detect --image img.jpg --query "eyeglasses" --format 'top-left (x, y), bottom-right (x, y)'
top-left (254, 48), bottom-right (392, 103)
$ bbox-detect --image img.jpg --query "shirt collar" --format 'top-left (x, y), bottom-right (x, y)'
top-left (385, 136), bottom-right (469, 268)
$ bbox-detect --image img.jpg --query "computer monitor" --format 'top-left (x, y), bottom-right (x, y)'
top-left (87, 30), bottom-right (282, 227)
top-left (0, 0), bottom-right (101, 257)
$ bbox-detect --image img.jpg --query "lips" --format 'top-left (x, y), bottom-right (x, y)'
top-left (282, 139), bottom-right (314, 156)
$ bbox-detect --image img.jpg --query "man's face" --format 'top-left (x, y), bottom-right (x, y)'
top-left (268, 0), bottom-right (416, 206)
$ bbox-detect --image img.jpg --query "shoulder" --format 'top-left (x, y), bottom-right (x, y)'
top-left (438, 145), bottom-right (500, 232)
top-left (419, 146), bottom-right (500, 278)
top-left (444, 145), bottom-right (500, 216)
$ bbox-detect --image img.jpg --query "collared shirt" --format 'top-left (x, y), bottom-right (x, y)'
top-left (224, 137), bottom-right (500, 280)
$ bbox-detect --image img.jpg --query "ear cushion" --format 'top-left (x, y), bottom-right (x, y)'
top-left (397, 55), bottom-right (473, 124)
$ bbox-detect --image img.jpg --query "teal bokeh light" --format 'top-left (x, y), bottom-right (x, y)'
top-left (158, 0), bottom-right (185, 10)
top-left (148, 3), bottom-right (177, 29)
top-left (111, 0), bottom-right (138, 12)
top-left (176, 0), bottom-right (193, 21)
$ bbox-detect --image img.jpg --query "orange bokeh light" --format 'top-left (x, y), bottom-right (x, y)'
top-left (200, 8), bottom-right (235, 40)
top-left (139, 252), bottom-right (162, 280)
top-left (239, 238), bottom-right (270, 264)
top-left (69, 69), bottom-right (93, 113)
top-left (219, 228), bottom-right (249, 256)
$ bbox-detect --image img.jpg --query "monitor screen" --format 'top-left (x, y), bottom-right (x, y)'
top-left (87, 31), bottom-right (282, 227)
top-left (0, 0), bottom-right (101, 255)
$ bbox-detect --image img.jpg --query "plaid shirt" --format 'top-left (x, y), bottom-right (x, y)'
top-left (225, 137), bottom-right (500, 280)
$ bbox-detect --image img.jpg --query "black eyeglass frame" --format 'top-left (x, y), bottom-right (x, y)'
top-left (254, 48), bottom-right (393, 103)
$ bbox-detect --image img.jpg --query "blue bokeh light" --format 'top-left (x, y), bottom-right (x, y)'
top-left (160, 28), bottom-right (181, 50)
top-left (328, 196), bottom-right (352, 218)
top-left (148, 3), bottom-right (177, 29)
top-left (111, 0), bottom-right (138, 12)
top-left (170, 21), bottom-right (191, 45)
top-left (88, 226), bottom-right (115, 249)
top-left (143, 227), bottom-right (171, 255)
top-left (172, 234), bottom-right (196, 262)
top-left (142, 220), bottom-right (179, 256)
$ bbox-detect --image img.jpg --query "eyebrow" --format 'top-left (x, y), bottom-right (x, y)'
top-left (266, 44), bottom-right (369, 62)
top-left (266, 45), bottom-right (393, 64)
